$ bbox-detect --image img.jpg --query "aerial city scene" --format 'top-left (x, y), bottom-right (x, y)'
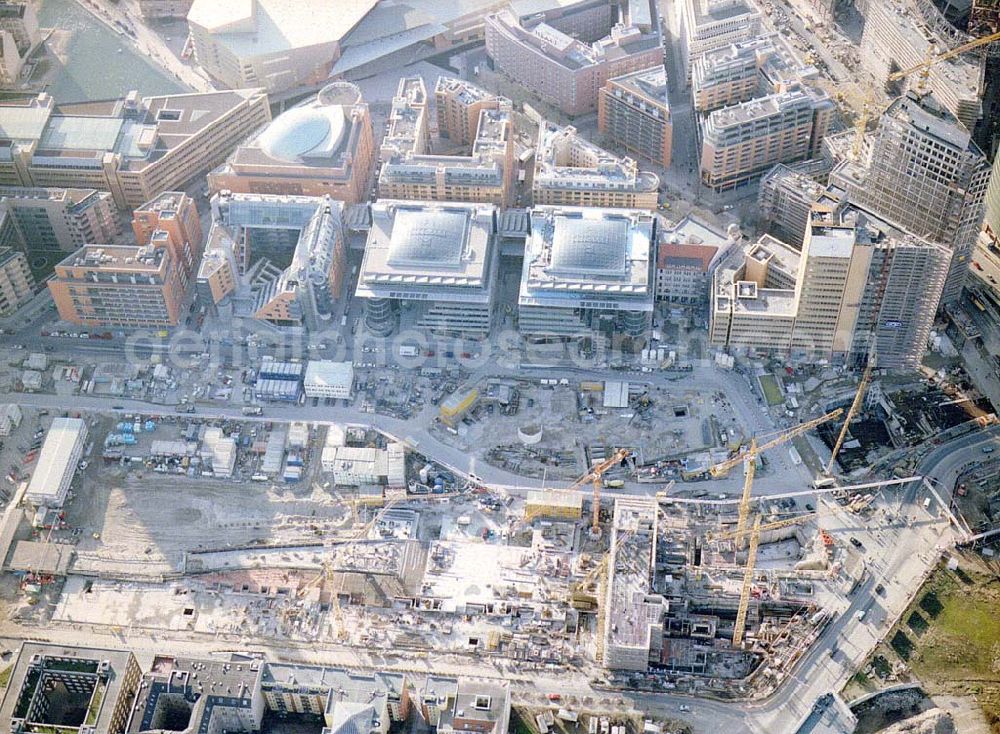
top-left (0, 0), bottom-right (996, 732)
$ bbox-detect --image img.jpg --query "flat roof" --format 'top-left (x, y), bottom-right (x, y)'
top-left (188, 0), bottom-right (378, 56)
top-left (7, 540), bottom-right (74, 575)
top-left (304, 360), bottom-right (354, 388)
top-left (25, 417), bottom-right (84, 506)
top-left (39, 116), bottom-right (123, 152)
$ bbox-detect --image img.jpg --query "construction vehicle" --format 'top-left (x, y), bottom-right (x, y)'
top-left (566, 448), bottom-right (631, 535)
top-left (825, 348), bottom-right (876, 476)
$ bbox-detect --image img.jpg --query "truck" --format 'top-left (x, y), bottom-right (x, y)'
top-left (242, 405), bottom-right (263, 416)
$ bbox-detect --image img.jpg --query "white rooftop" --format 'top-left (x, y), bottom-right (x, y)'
top-left (25, 418), bottom-right (85, 507)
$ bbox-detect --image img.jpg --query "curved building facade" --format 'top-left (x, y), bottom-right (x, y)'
top-left (209, 82), bottom-right (375, 204)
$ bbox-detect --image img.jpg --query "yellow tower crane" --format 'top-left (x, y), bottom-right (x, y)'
top-left (886, 30), bottom-right (1000, 83)
top-left (733, 515), bottom-right (762, 647)
top-left (825, 349), bottom-right (876, 476)
top-left (567, 448), bottom-right (632, 535)
top-left (708, 410), bottom-right (843, 547)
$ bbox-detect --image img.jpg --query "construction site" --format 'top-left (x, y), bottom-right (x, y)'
top-left (0, 354), bottom-right (946, 703)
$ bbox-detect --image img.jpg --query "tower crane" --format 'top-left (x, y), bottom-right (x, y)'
top-left (297, 496), bottom-right (402, 641)
top-left (708, 410), bottom-right (843, 478)
top-left (887, 29), bottom-right (1000, 83)
top-left (825, 349), bottom-right (876, 476)
top-left (732, 515), bottom-right (761, 647)
top-left (567, 448), bottom-right (632, 535)
top-left (708, 410), bottom-right (842, 548)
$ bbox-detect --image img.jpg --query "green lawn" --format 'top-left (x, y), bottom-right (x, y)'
top-left (758, 374), bottom-right (784, 406)
top-left (871, 557), bottom-right (1000, 732)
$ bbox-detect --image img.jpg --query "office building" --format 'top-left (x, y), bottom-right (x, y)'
top-left (437, 680), bottom-right (511, 734)
top-left (137, 0), bottom-right (193, 18)
top-left (48, 244), bottom-right (188, 328)
top-left (357, 200), bottom-right (498, 338)
top-left (196, 192), bottom-right (347, 328)
top-left (598, 66), bottom-right (672, 167)
top-left (0, 88), bottom-right (270, 209)
top-left (263, 665), bottom-right (409, 731)
top-left (534, 121), bottom-right (659, 209)
top-left (603, 497), bottom-right (666, 670)
top-left (0, 642), bottom-right (141, 734)
top-left (485, 0), bottom-right (663, 116)
top-left (208, 82), bottom-right (375, 204)
top-left (24, 417), bottom-right (87, 508)
top-left (840, 92), bottom-right (989, 304)
top-left (519, 206), bottom-right (655, 340)
top-left (710, 194), bottom-right (950, 367)
top-left (0, 245), bottom-right (33, 315)
top-left (699, 84), bottom-right (833, 192)
top-left (0, 187), bottom-right (119, 253)
top-left (131, 191), bottom-right (202, 281)
top-left (303, 360), bottom-right (355, 399)
top-left (859, 0), bottom-right (982, 129)
top-left (691, 35), bottom-right (816, 113)
top-left (379, 77), bottom-right (516, 207)
top-left (0, 2), bottom-right (39, 85)
top-left (656, 215), bottom-right (733, 303)
top-left (126, 656), bottom-right (264, 733)
top-left (985, 152), bottom-right (1000, 248)
top-left (758, 162), bottom-right (828, 248)
top-left (187, 0), bottom-right (362, 94)
top-left (679, 0), bottom-right (763, 85)
top-left (435, 76), bottom-right (508, 146)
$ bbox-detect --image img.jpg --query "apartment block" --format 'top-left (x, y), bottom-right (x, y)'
top-left (379, 77), bottom-right (516, 207)
top-left (0, 187), bottom-right (120, 253)
top-left (985, 151), bottom-right (1000, 248)
top-left (485, 0), bottom-right (664, 116)
top-left (656, 215), bottom-right (733, 303)
top-left (0, 88), bottom-right (270, 209)
top-left (699, 84), bottom-right (833, 192)
top-left (679, 0), bottom-right (762, 85)
top-left (859, 0), bottom-right (981, 129)
top-left (435, 76), bottom-right (507, 146)
top-left (839, 91), bottom-right (989, 304)
top-left (533, 121), bottom-right (659, 209)
top-left (131, 191), bottom-right (202, 281)
top-left (136, 0), bottom-right (193, 18)
top-left (691, 35), bottom-right (815, 113)
top-left (0, 642), bottom-right (141, 734)
top-left (598, 66), bottom-right (672, 167)
top-left (758, 162), bottom-right (829, 248)
top-left (49, 244), bottom-right (188, 328)
top-left (0, 245), bottom-right (33, 316)
top-left (262, 665), bottom-right (409, 726)
top-left (208, 82), bottom-right (375, 205)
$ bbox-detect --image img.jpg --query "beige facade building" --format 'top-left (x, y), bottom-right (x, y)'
top-left (699, 84), bottom-right (833, 192)
top-left (533, 121), bottom-right (659, 209)
top-left (859, 0), bottom-right (981, 129)
top-left (0, 186), bottom-right (119, 253)
top-left (137, 0), bottom-right (192, 18)
top-left (485, 0), bottom-right (663, 116)
top-left (208, 82), bottom-right (374, 204)
top-left (49, 244), bottom-right (188, 328)
top-left (837, 92), bottom-right (989, 305)
top-left (0, 245), bottom-right (33, 316)
top-left (711, 194), bottom-right (950, 368)
top-left (0, 2), bottom-right (39, 85)
top-left (131, 191), bottom-right (203, 282)
top-left (378, 77), bottom-right (516, 207)
top-left (598, 66), bottom-right (672, 167)
top-left (656, 215), bottom-right (733, 303)
top-left (0, 89), bottom-right (270, 209)
top-left (679, 0), bottom-right (763, 84)
top-left (435, 76), bottom-right (507, 146)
